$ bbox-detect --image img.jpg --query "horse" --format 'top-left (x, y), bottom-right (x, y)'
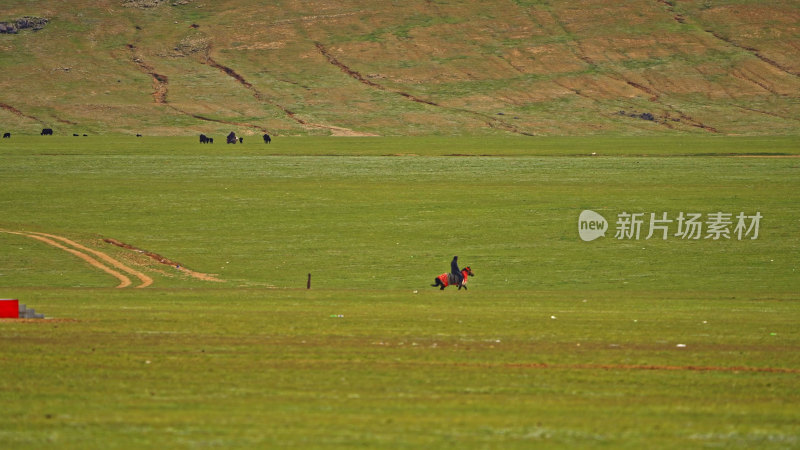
top-left (432, 266), bottom-right (474, 290)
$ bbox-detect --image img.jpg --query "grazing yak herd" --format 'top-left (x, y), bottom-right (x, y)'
top-left (1, 129), bottom-right (273, 144)
top-left (202, 131), bottom-right (272, 144)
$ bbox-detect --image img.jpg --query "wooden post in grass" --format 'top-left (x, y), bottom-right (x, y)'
top-left (307, 273), bottom-right (311, 289)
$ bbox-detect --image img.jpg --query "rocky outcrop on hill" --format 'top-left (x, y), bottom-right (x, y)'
top-left (123, 0), bottom-right (192, 7)
top-left (175, 34), bottom-right (210, 56)
top-left (122, 0), bottom-right (167, 8)
top-left (0, 17), bottom-right (48, 34)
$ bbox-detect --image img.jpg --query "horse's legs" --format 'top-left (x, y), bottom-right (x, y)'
top-left (432, 278), bottom-right (442, 288)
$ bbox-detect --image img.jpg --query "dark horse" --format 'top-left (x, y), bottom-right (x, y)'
top-left (432, 256), bottom-right (474, 290)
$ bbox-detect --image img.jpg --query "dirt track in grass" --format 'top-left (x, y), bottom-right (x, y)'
top-left (1, 230), bottom-right (223, 287)
top-left (3, 230), bottom-right (149, 288)
top-left (103, 238), bottom-right (223, 283)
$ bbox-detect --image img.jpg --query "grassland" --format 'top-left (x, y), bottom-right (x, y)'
top-left (2, 0), bottom-right (798, 446)
top-left (1, 0), bottom-right (799, 136)
top-left (1, 136), bottom-right (798, 448)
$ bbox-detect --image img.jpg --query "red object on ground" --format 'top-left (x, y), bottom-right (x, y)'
top-left (0, 299), bottom-right (19, 318)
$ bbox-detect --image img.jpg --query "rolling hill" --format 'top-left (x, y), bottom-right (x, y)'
top-left (1, 0), bottom-right (799, 136)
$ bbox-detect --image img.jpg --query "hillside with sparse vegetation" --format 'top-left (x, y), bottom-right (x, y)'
top-left (1, 0), bottom-right (798, 136)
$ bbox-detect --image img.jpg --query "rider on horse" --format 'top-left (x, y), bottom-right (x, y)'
top-left (432, 256), bottom-right (473, 290)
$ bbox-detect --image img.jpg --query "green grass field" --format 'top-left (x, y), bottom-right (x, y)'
top-left (1, 136), bottom-right (799, 448)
